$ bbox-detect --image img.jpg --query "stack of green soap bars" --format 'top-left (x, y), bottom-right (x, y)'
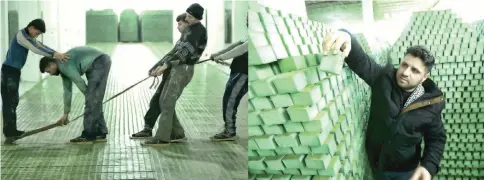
top-left (119, 9), bottom-right (140, 42)
top-left (248, 1), bottom-right (374, 179)
top-left (140, 10), bottom-right (173, 43)
top-left (86, 9), bottom-right (118, 43)
top-left (390, 9), bottom-right (484, 179)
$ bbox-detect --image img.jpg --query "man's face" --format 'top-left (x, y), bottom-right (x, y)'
top-left (396, 54), bottom-right (428, 91)
top-left (28, 26), bottom-right (42, 38)
top-left (177, 21), bottom-right (188, 33)
top-left (44, 63), bottom-right (60, 76)
top-left (185, 13), bottom-right (198, 25)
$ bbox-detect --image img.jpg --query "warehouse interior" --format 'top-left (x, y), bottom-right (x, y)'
top-left (248, 0), bottom-right (483, 179)
top-left (0, 0), bottom-right (248, 179)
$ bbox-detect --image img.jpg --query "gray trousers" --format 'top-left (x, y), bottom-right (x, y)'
top-left (153, 64), bottom-right (194, 142)
top-left (83, 55), bottom-right (111, 138)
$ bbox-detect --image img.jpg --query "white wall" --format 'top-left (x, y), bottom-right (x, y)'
top-left (0, 0), bottom-right (8, 64)
top-left (232, 0), bottom-right (248, 42)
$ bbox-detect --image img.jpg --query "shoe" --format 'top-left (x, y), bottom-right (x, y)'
top-left (130, 129), bottom-right (152, 139)
top-left (70, 135), bottom-right (95, 144)
top-left (96, 134), bottom-right (107, 142)
top-left (4, 131), bottom-right (26, 144)
top-left (210, 131), bottom-right (237, 142)
top-left (140, 139), bottom-right (170, 146)
top-left (170, 135), bottom-right (187, 143)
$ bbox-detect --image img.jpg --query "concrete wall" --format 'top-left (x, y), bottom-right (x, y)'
top-left (0, 1), bottom-right (8, 64)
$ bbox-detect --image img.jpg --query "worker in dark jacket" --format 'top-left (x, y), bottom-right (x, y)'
top-left (322, 30), bottom-right (446, 180)
top-left (139, 3), bottom-right (208, 146)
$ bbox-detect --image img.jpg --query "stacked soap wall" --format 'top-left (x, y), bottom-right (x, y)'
top-left (390, 10), bottom-right (484, 179)
top-left (247, 2), bottom-right (374, 179)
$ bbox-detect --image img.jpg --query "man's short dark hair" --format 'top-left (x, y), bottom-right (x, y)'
top-left (176, 13), bottom-right (188, 23)
top-left (27, 19), bottom-right (46, 33)
top-left (405, 45), bottom-right (435, 73)
top-left (39, 57), bottom-right (56, 73)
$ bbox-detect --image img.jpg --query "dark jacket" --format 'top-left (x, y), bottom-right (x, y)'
top-left (341, 29), bottom-right (446, 176)
top-left (150, 22), bottom-right (207, 71)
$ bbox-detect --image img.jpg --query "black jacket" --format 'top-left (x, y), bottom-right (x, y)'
top-left (231, 51), bottom-right (248, 75)
top-left (341, 29), bottom-right (446, 176)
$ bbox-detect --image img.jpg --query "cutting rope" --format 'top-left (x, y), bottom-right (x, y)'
top-left (11, 58), bottom-right (230, 141)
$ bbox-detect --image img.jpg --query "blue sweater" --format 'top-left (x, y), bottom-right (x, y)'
top-left (3, 28), bottom-right (56, 70)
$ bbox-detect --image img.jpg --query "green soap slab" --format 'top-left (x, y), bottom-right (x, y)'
top-left (284, 122), bottom-right (305, 133)
top-left (248, 111), bottom-right (263, 126)
top-left (272, 44), bottom-right (290, 59)
top-left (274, 133), bottom-right (300, 148)
top-left (249, 138), bottom-right (259, 150)
top-left (248, 150), bottom-right (259, 157)
top-left (249, 169), bottom-right (265, 175)
top-left (262, 124), bottom-right (286, 135)
top-left (291, 84), bottom-right (322, 106)
top-left (251, 97), bottom-right (274, 110)
top-left (249, 64), bottom-right (275, 82)
top-left (290, 175), bottom-right (311, 180)
top-left (327, 102), bottom-right (339, 125)
top-left (298, 131), bottom-right (329, 146)
top-left (292, 146), bottom-right (311, 154)
top-left (249, 86), bottom-right (255, 99)
top-left (249, 173), bottom-right (256, 180)
top-left (278, 56), bottom-right (308, 73)
top-left (259, 12), bottom-right (275, 24)
top-left (302, 110), bottom-right (331, 132)
top-left (323, 134), bottom-right (338, 155)
top-left (300, 168), bottom-right (319, 175)
top-left (255, 174), bottom-right (273, 180)
top-left (303, 67), bottom-right (320, 85)
top-left (249, 126), bottom-right (265, 136)
top-left (316, 95), bottom-right (328, 111)
top-left (318, 53), bottom-right (345, 75)
top-left (281, 34), bottom-right (295, 45)
top-left (248, 156), bottom-right (266, 170)
top-left (251, 77), bottom-right (278, 97)
top-left (270, 94), bottom-right (294, 108)
top-left (257, 149), bottom-right (277, 156)
top-left (249, 45), bottom-right (278, 65)
top-left (305, 154), bottom-right (332, 169)
top-left (320, 78), bottom-right (332, 94)
top-left (264, 155), bottom-right (286, 170)
top-left (334, 143), bottom-right (347, 161)
top-left (285, 42), bottom-right (302, 56)
top-left (266, 170), bottom-right (284, 175)
top-left (273, 71), bottom-right (308, 94)
top-left (254, 135), bottom-right (277, 149)
top-left (260, 108), bottom-right (290, 125)
top-left (317, 156), bottom-right (341, 176)
top-left (282, 168), bottom-right (301, 175)
top-left (267, 32), bottom-right (284, 46)
top-left (275, 147), bottom-right (294, 155)
top-left (341, 159), bottom-right (350, 174)
top-left (249, 101), bottom-right (255, 112)
top-left (272, 174), bottom-right (292, 180)
top-left (286, 105), bottom-right (319, 122)
top-left (249, 32), bottom-right (269, 47)
top-left (282, 154), bottom-right (306, 169)
top-left (305, 54), bottom-right (318, 67)
top-left (298, 45), bottom-right (311, 55)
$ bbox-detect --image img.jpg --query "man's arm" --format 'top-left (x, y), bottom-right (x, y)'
top-left (212, 39), bottom-right (244, 58)
top-left (62, 74), bottom-right (73, 114)
top-left (339, 29), bottom-right (386, 86)
top-left (215, 40), bottom-right (248, 60)
top-left (150, 47), bottom-right (177, 72)
top-left (165, 27), bottom-right (207, 68)
top-left (16, 30), bottom-right (55, 57)
top-left (421, 103), bottom-right (447, 176)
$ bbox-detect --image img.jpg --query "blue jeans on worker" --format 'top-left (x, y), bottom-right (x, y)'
top-left (222, 71), bottom-right (248, 135)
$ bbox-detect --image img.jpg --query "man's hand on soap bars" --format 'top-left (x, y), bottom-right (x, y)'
top-left (322, 30), bottom-right (352, 57)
